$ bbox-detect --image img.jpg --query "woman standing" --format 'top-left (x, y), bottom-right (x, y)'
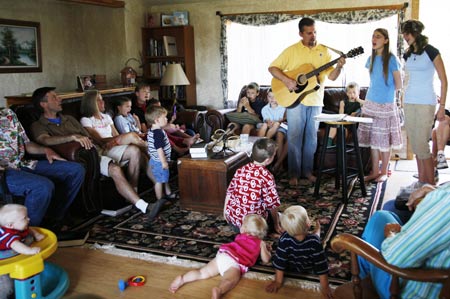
top-left (401, 20), bottom-right (448, 187)
top-left (358, 28), bottom-right (403, 182)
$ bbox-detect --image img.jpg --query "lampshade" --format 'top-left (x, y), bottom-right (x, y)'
top-left (160, 64), bottom-right (190, 86)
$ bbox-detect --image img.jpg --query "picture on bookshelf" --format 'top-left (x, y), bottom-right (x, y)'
top-left (147, 12), bottom-right (161, 28)
top-left (163, 36), bottom-right (177, 56)
top-left (173, 11), bottom-right (189, 25)
top-left (161, 14), bottom-right (173, 27)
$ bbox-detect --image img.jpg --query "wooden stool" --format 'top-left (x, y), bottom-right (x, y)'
top-left (314, 121), bottom-right (366, 203)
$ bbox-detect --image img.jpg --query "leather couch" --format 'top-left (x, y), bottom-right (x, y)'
top-left (203, 85), bottom-right (371, 173)
top-left (10, 94), bottom-right (208, 215)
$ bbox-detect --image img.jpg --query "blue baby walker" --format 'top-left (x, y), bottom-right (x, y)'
top-left (0, 227), bottom-right (69, 299)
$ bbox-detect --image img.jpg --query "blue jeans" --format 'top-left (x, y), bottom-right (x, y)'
top-left (358, 210), bottom-right (402, 299)
top-left (5, 160), bottom-right (85, 226)
top-left (286, 104), bottom-right (321, 178)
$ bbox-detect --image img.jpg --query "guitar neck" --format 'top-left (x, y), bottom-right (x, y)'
top-left (306, 57), bottom-right (340, 79)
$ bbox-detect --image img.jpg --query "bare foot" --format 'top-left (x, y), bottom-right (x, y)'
top-left (376, 174), bottom-right (388, 182)
top-left (289, 177), bottom-right (298, 187)
top-left (306, 174), bottom-right (316, 183)
top-left (169, 275), bottom-right (184, 293)
top-left (364, 173), bottom-right (379, 182)
top-left (183, 134), bottom-right (200, 147)
top-left (211, 287), bottom-right (222, 299)
top-left (312, 219), bottom-right (321, 237)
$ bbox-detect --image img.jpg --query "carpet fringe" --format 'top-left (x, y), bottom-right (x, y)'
top-left (86, 243), bottom-right (323, 292)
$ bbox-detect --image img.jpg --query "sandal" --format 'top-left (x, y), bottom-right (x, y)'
top-left (165, 192), bottom-right (179, 201)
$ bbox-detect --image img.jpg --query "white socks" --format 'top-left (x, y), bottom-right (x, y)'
top-left (135, 199), bottom-right (149, 213)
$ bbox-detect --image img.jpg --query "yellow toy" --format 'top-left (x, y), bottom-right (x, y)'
top-left (0, 227), bottom-right (69, 299)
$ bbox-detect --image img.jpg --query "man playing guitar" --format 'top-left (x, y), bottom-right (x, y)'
top-left (269, 17), bottom-right (346, 187)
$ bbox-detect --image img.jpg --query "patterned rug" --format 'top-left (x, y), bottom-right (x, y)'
top-left (86, 174), bottom-right (385, 285)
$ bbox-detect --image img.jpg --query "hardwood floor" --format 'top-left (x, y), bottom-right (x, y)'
top-left (48, 247), bottom-right (323, 299)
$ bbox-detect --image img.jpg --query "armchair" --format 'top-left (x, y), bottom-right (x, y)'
top-left (331, 233), bottom-right (450, 299)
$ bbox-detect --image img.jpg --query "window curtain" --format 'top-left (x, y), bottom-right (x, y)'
top-left (219, 8), bottom-right (406, 107)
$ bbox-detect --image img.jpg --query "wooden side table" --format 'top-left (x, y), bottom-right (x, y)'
top-left (177, 151), bottom-right (250, 214)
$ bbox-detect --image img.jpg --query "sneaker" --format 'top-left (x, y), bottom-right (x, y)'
top-left (146, 198), bottom-right (167, 221)
top-left (436, 153), bottom-right (448, 169)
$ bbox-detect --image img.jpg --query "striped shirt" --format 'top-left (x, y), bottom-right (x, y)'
top-left (272, 232), bottom-right (328, 275)
top-left (381, 183), bottom-right (450, 299)
top-left (0, 227), bottom-right (30, 250)
top-left (147, 128), bottom-right (171, 162)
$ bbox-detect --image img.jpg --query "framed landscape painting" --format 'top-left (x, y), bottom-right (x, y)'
top-left (0, 19), bottom-right (42, 73)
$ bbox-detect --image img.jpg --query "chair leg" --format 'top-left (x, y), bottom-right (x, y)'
top-left (351, 252), bottom-right (363, 299)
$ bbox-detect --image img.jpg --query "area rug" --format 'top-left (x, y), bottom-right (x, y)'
top-left (87, 175), bottom-right (385, 285)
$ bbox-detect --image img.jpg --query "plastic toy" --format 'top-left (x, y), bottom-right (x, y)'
top-left (0, 227), bottom-right (69, 299)
top-left (118, 275), bottom-right (146, 291)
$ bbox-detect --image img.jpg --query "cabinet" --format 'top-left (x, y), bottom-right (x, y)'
top-left (142, 25), bottom-right (196, 107)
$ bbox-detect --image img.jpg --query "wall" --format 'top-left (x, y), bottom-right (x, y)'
top-left (0, 0), bottom-right (128, 107)
top-left (0, 0), bottom-right (411, 109)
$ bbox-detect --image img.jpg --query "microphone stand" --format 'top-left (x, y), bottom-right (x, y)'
top-left (212, 134), bottom-right (236, 159)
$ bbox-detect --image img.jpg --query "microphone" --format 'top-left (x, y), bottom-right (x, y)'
top-left (208, 123), bottom-right (236, 150)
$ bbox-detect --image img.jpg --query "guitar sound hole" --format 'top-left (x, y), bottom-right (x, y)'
top-left (297, 75), bottom-right (307, 85)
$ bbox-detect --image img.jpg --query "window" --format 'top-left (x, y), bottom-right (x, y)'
top-left (226, 15), bottom-right (398, 102)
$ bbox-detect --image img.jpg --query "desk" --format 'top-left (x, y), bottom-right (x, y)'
top-left (5, 87), bottom-right (135, 107)
top-left (314, 121), bottom-right (366, 203)
top-left (177, 151), bottom-right (250, 214)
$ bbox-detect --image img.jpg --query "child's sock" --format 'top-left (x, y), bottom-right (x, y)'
top-left (135, 199), bottom-right (149, 213)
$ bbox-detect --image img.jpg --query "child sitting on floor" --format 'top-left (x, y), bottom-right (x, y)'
top-left (169, 214), bottom-right (271, 299)
top-left (265, 205), bottom-right (333, 299)
top-left (223, 138), bottom-right (282, 234)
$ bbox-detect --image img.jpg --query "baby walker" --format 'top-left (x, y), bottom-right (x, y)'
top-left (0, 227), bottom-right (69, 299)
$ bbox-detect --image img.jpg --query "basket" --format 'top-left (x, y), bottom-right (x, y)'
top-left (210, 129), bottom-right (240, 148)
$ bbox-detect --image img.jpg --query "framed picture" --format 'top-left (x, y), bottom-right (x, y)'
top-left (0, 18), bottom-right (42, 73)
top-left (173, 11), bottom-right (189, 26)
top-left (161, 14), bottom-right (173, 27)
top-left (147, 12), bottom-right (161, 28)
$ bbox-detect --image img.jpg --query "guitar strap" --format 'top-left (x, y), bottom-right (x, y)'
top-left (320, 44), bottom-right (344, 56)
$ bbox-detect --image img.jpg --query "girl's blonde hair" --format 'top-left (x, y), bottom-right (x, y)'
top-left (241, 214), bottom-right (268, 240)
top-left (0, 204), bottom-right (27, 226)
top-left (280, 205), bottom-right (310, 236)
top-left (80, 89), bottom-right (100, 117)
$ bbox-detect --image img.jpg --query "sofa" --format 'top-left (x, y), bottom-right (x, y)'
top-left (203, 85), bottom-right (371, 173)
top-left (10, 92), bottom-right (209, 216)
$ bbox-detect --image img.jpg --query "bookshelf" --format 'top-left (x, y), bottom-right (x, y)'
top-left (142, 25), bottom-right (196, 107)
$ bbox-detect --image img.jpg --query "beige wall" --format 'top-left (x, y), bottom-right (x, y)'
top-left (0, 0), bottom-right (128, 107)
top-left (0, 0), bottom-right (411, 108)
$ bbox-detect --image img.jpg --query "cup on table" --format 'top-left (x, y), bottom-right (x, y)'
top-left (240, 134), bottom-right (249, 145)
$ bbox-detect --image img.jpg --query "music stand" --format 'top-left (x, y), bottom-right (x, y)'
top-left (212, 135), bottom-right (236, 159)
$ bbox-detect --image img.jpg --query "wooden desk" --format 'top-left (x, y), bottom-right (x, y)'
top-left (177, 151), bottom-right (250, 214)
top-left (5, 87), bottom-right (135, 107)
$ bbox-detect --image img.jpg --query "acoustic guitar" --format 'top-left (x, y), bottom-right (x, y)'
top-left (271, 46), bottom-right (364, 108)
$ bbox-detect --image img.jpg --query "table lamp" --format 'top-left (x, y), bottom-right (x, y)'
top-left (160, 63), bottom-right (190, 105)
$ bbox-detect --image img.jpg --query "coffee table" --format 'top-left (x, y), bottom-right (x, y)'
top-left (177, 151), bottom-right (250, 214)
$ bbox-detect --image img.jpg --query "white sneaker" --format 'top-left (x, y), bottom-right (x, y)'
top-left (436, 153), bottom-right (448, 169)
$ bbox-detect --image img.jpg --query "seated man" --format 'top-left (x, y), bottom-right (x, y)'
top-left (0, 108), bottom-right (84, 231)
top-left (30, 87), bottom-right (165, 220)
top-left (432, 109), bottom-right (449, 169)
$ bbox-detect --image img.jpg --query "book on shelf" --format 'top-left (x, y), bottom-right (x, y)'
top-left (57, 230), bottom-right (90, 248)
top-left (101, 204), bottom-right (133, 217)
top-left (163, 36), bottom-right (178, 56)
top-left (314, 113), bottom-right (373, 124)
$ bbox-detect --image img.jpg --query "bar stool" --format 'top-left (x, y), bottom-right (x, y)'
top-left (314, 121), bottom-right (366, 203)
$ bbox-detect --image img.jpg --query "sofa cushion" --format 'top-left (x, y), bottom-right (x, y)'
top-left (225, 112), bottom-right (262, 125)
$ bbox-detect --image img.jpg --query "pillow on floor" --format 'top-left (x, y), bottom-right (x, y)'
top-left (226, 112), bottom-right (261, 125)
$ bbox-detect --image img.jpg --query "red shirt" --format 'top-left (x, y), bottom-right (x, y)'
top-left (0, 226), bottom-right (30, 250)
top-left (224, 162), bottom-right (280, 227)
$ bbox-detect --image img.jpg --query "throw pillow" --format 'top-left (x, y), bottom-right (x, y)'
top-left (226, 112), bottom-right (261, 125)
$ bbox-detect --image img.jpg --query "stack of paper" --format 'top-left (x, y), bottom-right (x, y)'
top-left (189, 143), bottom-right (207, 158)
top-left (314, 113), bottom-right (373, 124)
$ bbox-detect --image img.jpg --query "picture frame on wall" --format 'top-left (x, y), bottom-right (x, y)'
top-left (161, 14), bottom-right (174, 27)
top-left (173, 11), bottom-right (189, 25)
top-left (0, 18), bottom-right (42, 73)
